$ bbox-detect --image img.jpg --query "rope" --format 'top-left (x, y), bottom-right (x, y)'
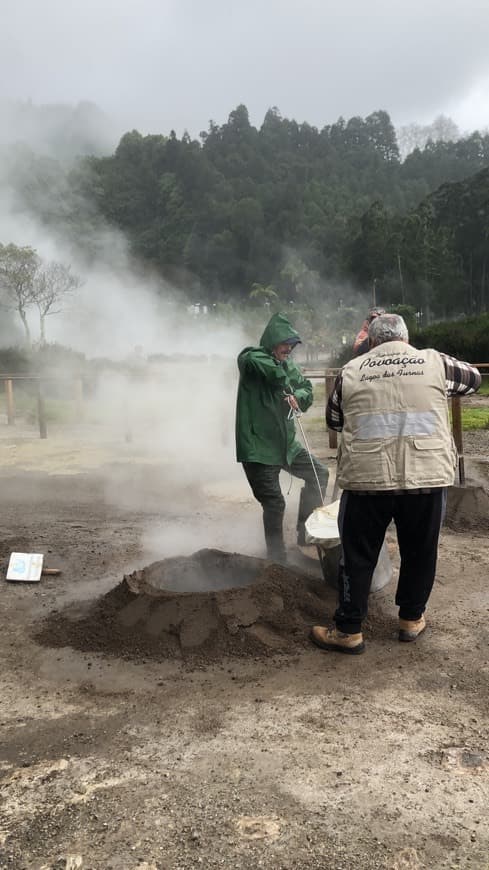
top-left (288, 404), bottom-right (326, 505)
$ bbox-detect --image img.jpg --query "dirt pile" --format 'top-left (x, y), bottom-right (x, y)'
top-left (35, 549), bottom-right (333, 663)
top-left (445, 484), bottom-right (489, 531)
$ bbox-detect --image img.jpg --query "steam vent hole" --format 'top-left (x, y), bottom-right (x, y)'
top-left (35, 549), bottom-right (331, 662)
top-left (140, 550), bottom-right (260, 593)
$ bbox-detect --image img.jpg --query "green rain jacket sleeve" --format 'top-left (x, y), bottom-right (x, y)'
top-left (238, 347), bottom-right (287, 387)
top-left (238, 348), bottom-right (290, 384)
top-left (287, 367), bottom-right (313, 412)
top-left (238, 349), bottom-right (313, 406)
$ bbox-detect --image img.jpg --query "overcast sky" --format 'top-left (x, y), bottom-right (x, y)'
top-left (1, 0), bottom-right (489, 136)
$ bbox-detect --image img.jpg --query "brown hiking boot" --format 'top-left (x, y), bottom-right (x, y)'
top-left (310, 625), bottom-right (365, 655)
top-left (399, 614), bottom-right (426, 642)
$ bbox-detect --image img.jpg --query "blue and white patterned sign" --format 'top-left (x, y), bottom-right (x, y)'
top-left (6, 553), bottom-right (44, 582)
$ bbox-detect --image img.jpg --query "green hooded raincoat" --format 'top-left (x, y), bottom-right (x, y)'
top-left (235, 313), bottom-right (313, 466)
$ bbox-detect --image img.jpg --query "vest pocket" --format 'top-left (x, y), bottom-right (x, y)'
top-left (408, 438), bottom-right (456, 485)
top-left (412, 438), bottom-right (445, 450)
top-left (345, 439), bottom-right (386, 485)
top-left (351, 440), bottom-right (385, 453)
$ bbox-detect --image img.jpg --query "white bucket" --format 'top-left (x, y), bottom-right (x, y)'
top-left (305, 501), bottom-right (392, 592)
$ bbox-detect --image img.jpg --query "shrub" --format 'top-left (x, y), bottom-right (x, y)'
top-left (0, 347), bottom-right (31, 373)
top-left (414, 315), bottom-right (489, 362)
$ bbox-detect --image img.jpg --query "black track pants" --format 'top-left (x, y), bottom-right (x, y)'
top-left (243, 450), bottom-right (328, 559)
top-left (335, 489), bottom-right (447, 634)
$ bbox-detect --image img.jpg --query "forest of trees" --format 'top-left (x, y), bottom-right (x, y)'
top-left (3, 104), bottom-right (489, 326)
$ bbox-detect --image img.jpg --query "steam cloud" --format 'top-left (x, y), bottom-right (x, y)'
top-left (0, 102), bottom-right (264, 563)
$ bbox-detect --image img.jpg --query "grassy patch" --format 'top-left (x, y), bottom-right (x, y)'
top-left (311, 381), bottom-right (326, 402)
top-left (460, 407), bottom-right (489, 430)
top-left (0, 391), bottom-right (76, 425)
top-left (303, 416), bottom-right (326, 429)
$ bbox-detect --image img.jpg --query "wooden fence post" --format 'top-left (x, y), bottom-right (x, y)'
top-left (37, 380), bottom-right (47, 439)
top-left (451, 396), bottom-right (465, 486)
top-left (5, 379), bottom-right (14, 425)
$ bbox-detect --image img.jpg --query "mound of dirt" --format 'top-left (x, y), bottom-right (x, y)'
top-left (35, 549), bottom-right (333, 663)
top-left (445, 484), bottom-right (489, 532)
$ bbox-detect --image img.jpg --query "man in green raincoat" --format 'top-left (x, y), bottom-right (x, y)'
top-left (236, 312), bottom-right (328, 562)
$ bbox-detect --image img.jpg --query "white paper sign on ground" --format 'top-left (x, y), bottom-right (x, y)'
top-left (6, 553), bottom-right (44, 583)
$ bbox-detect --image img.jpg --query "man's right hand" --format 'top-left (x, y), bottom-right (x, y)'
top-left (284, 394), bottom-right (300, 412)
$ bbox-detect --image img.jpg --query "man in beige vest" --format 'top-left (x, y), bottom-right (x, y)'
top-left (311, 314), bottom-right (481, 655)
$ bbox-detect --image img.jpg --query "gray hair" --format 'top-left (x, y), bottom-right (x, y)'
top-left (368, 313), bottom-right (409, 346)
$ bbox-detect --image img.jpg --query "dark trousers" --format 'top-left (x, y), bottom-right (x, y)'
top-left (243, 450), bottom-right (328, 560)
top-left (335, 489), bottom-right (447, 634)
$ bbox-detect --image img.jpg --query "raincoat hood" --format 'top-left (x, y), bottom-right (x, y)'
top-left (259, 313), bottom-right (301, 354)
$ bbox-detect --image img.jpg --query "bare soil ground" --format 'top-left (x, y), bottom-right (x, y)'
top-left (1, 407), bottom-right (489, 870)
